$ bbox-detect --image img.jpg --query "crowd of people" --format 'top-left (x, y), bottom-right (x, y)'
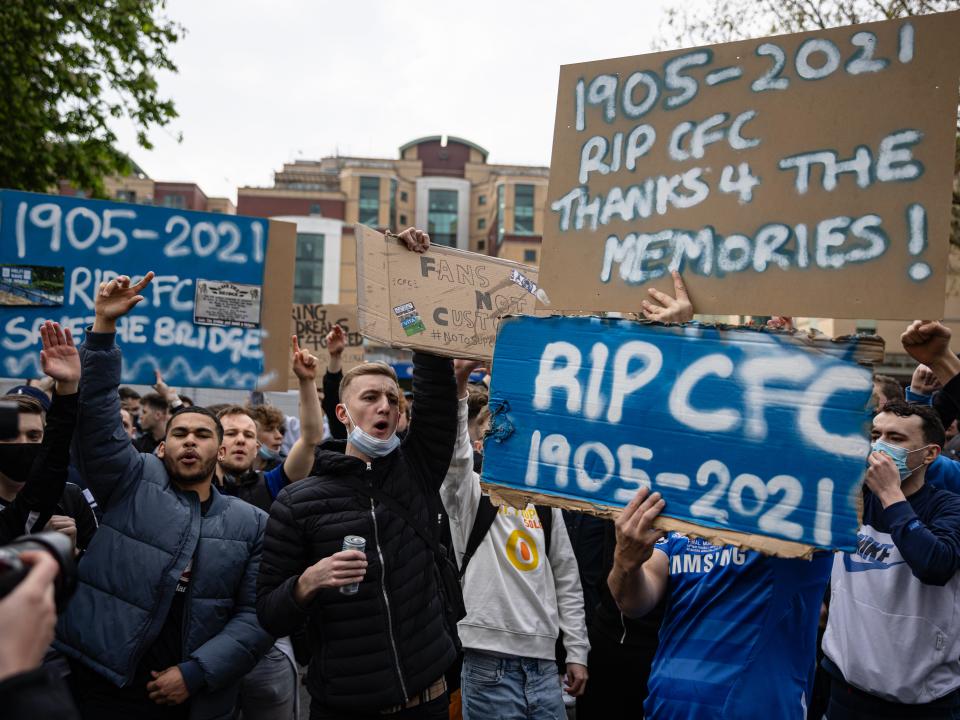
top-left (1, 228), bottom-right (960, 720)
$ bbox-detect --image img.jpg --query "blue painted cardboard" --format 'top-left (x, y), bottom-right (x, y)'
top-left (0, 189), bottom-right (275, 388)
top-left (481, 315), bottom-right (876, 553)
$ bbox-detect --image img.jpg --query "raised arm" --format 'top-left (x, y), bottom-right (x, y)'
top-left (322, 325), bottom-right (347, 440)
top-left (275, 336), bottom-right (323, 488)
top-left (0, 322), bottom-right (79, 542)
top-left (74, 273), bottom-right (154, 507)
top-left (439, 360), bottom-right (484, 553)
top-left (607, 487), bottom-right (669, 618)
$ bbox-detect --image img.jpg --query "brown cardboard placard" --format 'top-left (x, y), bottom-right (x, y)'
top-left (256, 219), bottom-right (297, 391)
top-left (288, 303), bottom-right (365, 389)
top-left (354, 225), bottom-right (542, 361)
top-left (538, 12), bottom-right (960, 319)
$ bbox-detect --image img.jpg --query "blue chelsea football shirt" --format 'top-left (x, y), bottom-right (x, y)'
top-left (644, 534), bottom-right (832, 719)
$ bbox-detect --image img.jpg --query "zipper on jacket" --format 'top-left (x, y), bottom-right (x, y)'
top-left (620, 613), bottom-right (628, 645)
top-left (368, 466), bottom-right (408, 701)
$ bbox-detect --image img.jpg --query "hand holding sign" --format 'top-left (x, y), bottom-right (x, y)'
top-left (93, 272), bottom-right (155, 333)
top-left (291, 335), bottom-right (319, 383)
top-left (394, 227), bottom-right (431, 254)
top-left (39, 321), bottom-right (79, 395)
top-left (640, 271), bottom-right (693, 323)
top-left (614, 488), bottom-right (667, 572)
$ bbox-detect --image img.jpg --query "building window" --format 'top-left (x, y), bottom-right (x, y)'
top-left (478, 218), bottom-right (486, 230)
top-left (478, 194), bottom-right (487, 206)
top-left (359, 176), bottom-right (380, 226)
top-left (855, 319), bottom-right (878, 335)
top-left (294, 233), bottom-right (324, 304)
top-left (309, 203), bottom-right (322, 215)
top-left (399, 213), bottom-right (407, 226)
top-left (428, 189), bottom-right (459, 248)
top-left (390, 178), bottom-right (398, 230)
top-left (116, 190), bottom-right (137, 203)
top-left (477, 239), bottom-right (486, 251)
top-left (524, 248), bottom-right (537, 263)
top-left (162, 195), bottom-right (186, 210)
top-left (496, 184), bottom-right (506, 248)
top-left (400, 191), bottom-right (408, 202)
top-left (514, 184), bottom-right (535, 234)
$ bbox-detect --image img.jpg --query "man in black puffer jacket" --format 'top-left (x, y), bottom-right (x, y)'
top-left (256, 227), bottom-right (458, 720)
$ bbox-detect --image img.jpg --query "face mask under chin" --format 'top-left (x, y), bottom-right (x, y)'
top-left (343, 408), bottom-right (400, 459)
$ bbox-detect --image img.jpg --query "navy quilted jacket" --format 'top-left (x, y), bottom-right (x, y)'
top-left (54, 331), bottom-right (273, 720)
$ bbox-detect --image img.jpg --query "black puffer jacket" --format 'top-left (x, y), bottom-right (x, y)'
top-left (256, 353), bottom-right (458, 712)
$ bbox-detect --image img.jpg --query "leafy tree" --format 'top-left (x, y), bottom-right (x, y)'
top-left (657, 0), bottom-right (960, 48)
top-left (0, 0), bottom-right (183, 196)
top-left (656, 0), bottom-right (960, 246)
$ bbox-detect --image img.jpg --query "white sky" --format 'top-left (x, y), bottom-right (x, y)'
top-left (110, 0), bottom-right (673, 201)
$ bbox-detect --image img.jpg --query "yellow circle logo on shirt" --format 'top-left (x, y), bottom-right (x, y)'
top-left (505, 529), bottom-right (539, 572)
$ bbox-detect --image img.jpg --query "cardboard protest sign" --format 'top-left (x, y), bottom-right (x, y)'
top-left (288, 303), bottom-right (364, 388)
top-left (481, 315), bottom-right (884, 556)
top-left (538, 12), bottom-right (960, 319)
top-left (355, 224), bottom-right (542, 361)
top-left (0, 189), bottom-right (296, 390)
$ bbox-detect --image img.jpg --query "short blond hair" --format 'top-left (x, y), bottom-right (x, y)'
top-left (340, 363), bottom-right (400, 401)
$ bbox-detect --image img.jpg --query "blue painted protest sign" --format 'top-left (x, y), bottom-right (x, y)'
top-left (481, 315), bottom-right (878, 553)
top-left (0, 190), bottom-right (294, 389)
top-left (537, 12), bottom-right (960, 320)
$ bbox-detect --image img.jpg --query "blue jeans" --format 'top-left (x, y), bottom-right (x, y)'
top-left (461, 650), bottom-right (566, 720)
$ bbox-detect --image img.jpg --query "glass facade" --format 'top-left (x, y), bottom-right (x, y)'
top-left (389, 178), bottom-right (398, 230)
top-left (428, 189), bottom-right (458, 247)
top-left (496, 184), bottom-right (506, 248)
top-left (514, 184), bottom-right (535, 234)
top-left (294, 232), bottom-right (324, 304)
top-left (359, 176), bottom-right (380, 226)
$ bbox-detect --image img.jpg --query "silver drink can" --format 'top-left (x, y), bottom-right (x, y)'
top-left (340, 535), bottom-right (366, 596)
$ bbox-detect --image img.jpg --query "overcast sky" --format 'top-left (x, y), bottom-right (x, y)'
top-left (110, 0), bottom-right (675, 201)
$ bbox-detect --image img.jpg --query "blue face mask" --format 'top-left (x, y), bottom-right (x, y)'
top-left (871, 439), bottom-right (931, 481)
top-left (258, 445), bottom-right (281, 463)
top-left (344, 408), bottom-right (400, 459)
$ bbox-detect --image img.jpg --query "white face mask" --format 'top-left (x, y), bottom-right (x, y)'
top-left (343, 407), bottom-right (400, 458)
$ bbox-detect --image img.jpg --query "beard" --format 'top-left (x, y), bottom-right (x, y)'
top-left (163, 452), bottom-right (218, 486)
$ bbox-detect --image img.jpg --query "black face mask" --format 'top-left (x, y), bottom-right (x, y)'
top-left (472, 450), bottom-right (484, 475)
top-left (0, 443), bottom-right (42, 484)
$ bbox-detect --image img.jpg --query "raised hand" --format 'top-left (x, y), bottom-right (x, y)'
top-left (326, 324), bottom-right (346, 357)
top-left (153, 370), bottom-right (179, 406)
top-left (93, 272), bottom-right (154, 332)
top-left (291, 335), bottom-right (319, 382)
top-left (901, 320), bottom-right (960, 385)
top-left (39, 321), bottom-right (80, 394)
top-left (641, 271), bottom-right (693, 324)
top-left (911, 363), bottom-right (941, 396)
top-left (454, 359), bottom-right (484, 396)
top-left (767, 316), bottom-right (795, 331)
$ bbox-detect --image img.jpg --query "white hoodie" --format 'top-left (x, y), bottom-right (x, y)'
top-left (440, 396), bottom-right (589, 666)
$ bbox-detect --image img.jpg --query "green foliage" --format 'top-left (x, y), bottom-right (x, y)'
top-left (656, 0), bottom-right (960, 49)
top-left (0, 0), bottom-right (183, 196)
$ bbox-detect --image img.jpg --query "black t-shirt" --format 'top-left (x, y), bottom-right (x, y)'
top-left (71, 494), bottom-right (213, 719)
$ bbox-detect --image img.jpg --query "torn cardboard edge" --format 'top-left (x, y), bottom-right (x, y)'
top-left (355, 224), bottom-right (542, 361)
top-left (481, 316), bottom-right (881, 559)
top-left (482, 483), bottom-right (820, 560)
